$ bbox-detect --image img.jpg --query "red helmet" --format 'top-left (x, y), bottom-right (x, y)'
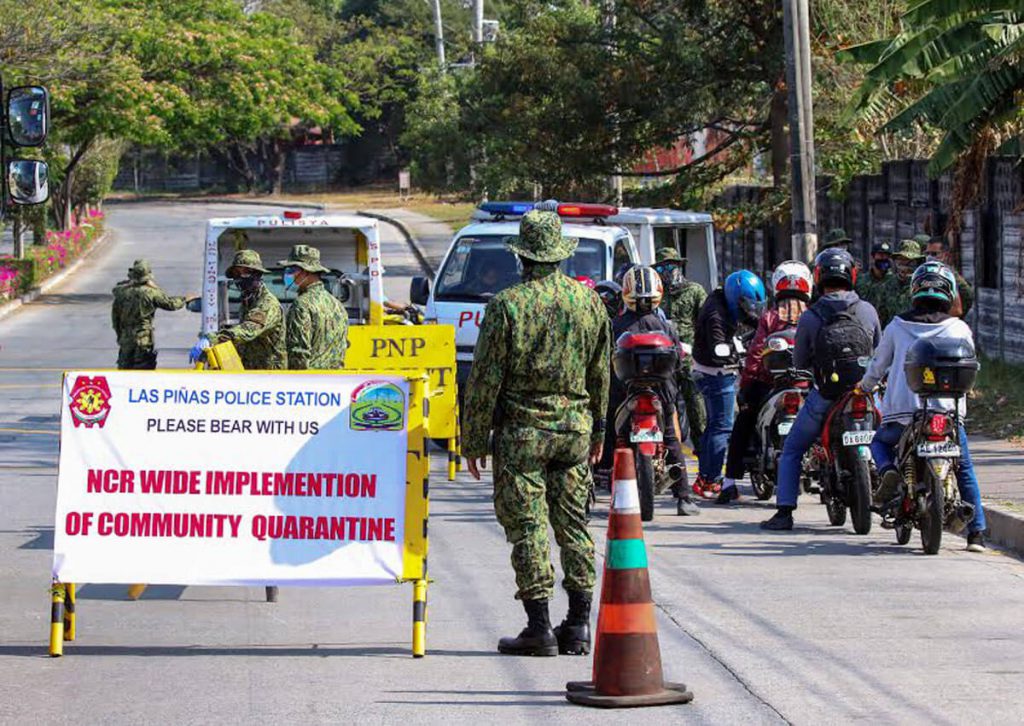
top-left (574, 275), bottom-right (596, 289)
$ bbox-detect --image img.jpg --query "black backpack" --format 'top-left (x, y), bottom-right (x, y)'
top-left (810, 303), bottom-right (873, 399)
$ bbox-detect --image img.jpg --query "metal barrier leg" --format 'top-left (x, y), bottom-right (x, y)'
top-left (265, 586), bottom-right (279, 603)
top-left (412, 578), bottom-right (427, 658)
top-left (64, 583), bottom-right (76, 641)
top-left (49, 583), bottom-right (65, 657)
top-left (127, 584), bottom-right (147, 600)
top-left (447, 437), bottom-right (456, 481)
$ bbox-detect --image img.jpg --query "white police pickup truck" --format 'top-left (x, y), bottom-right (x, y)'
top-left (409, 202), bottom-right (642, 391)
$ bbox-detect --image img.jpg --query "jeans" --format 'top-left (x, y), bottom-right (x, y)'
top-left (870, 422), bottom-right (986, 534)
top-left (724, 381), bottom-right (772, 481)
top-left (694, 372), bottom-right (737, 481)
top-left (776, 389), bottom-right (833, 508)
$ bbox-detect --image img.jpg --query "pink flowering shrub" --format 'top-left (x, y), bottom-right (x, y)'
top-left (0, 208), bottom-right (106, 298)
top-left (0, 265), bottom-right (20, 301)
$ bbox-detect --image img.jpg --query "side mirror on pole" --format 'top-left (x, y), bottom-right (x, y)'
top-left (6, 86), bottom-right (49, 147)
top-left (7, 159), bottom-right (49, 205)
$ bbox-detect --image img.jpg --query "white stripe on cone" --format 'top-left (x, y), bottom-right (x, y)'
top-left (612, 478), bottom-right (641, 513)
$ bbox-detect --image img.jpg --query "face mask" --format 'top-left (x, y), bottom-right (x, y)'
top-left (232, 275), bottom-right (260, 294)
top-left (875, 259), bottom-right (891, 273)
top-left (283, 271), bottom-right (296, 290)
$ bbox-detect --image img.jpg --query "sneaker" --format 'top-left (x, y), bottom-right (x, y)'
top-left (760, 509), bottom-right (794, 531)
top-left (677, 495), bottom-right (701, 516)
top-left (966, 532), bottom-right (987, 553)
top-left (692, 475), bottom-right (719, 500)
top-left (715, 485), bottom-right (740, 505)
top-left (873, 468), bottom-right (903, 508)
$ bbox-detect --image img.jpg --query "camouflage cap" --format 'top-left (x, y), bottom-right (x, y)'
top-left (893, 239), bottom-right (926, 260)
top-left (655, 247), bottom-right (686, 263)
top-left (128, 259), bottom-right (152, 282)
top-left (226, 249), bottom-right (270, 278)
top-left (278, 244), bottom-right (329, 273)
top-left (506, 210), bottom-right (577, 263)
top-left (871, 241), bottom-right (893, 255)
top-left (820, 228), bottom-right (853, 249)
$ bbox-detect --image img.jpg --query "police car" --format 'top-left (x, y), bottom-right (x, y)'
top-left (409, 202), bottom-right (641, 390)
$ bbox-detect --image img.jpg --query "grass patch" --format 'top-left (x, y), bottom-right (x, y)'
top-left (969, 356), bottom-right (1024, 443)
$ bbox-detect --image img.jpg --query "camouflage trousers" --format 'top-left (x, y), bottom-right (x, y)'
top-left (678, 369), bottom-right (706, 449)
top-left (493, 426), bottom-right (596, 602)
top-left (117, 345), bottom-right (158, 370)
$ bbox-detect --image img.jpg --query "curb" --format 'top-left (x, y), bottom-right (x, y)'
top-left (984, 503), bottom-right (1024, 558)
top-left (106, 195), bottom-right (327, 211)
top-left (0, 230), bottom-right (113, 323)
top-left (355, 210), bottom-right (435, 277)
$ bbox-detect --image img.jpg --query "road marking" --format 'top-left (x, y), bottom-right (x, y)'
top-left (0, 428), bottom-right (59, 436)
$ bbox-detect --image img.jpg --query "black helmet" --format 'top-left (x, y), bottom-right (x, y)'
top-left (813, 247), bottom-right (857, 290)
top-left (911, 261), bottom-right (958, 311)
top-left (595, 280), bottom-right (622, 318)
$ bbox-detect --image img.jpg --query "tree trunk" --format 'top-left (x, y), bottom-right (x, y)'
top-left (12, 213), bottom-right (25, 258)
top-left (225, 143), bottom-right (257, 194)
top-left (259, 138), bottom-right (287, 196)
top-left (769, 83), bottom-right (790, 268)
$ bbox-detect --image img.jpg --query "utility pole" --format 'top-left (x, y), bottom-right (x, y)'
top-left (432, 0), bottom-right (446, 71)
top-left (782, 0), bottom-right (818, 261)
top-left (603, 0), bottom-right (622, 206)
top-left (473, 0), bottom-right (484, 46)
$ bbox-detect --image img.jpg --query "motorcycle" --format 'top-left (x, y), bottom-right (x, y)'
top-left (743, 329), bottom-right (814, 500)
top-left (805, 383), bottom-right (879, 535)
top-left (612, 332), bottom-right (687, 521)
top-left (880, 338), bottom-right (979, 554)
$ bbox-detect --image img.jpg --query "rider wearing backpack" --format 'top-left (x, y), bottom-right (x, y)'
top-left (761, 248), bottom-right (881, 531)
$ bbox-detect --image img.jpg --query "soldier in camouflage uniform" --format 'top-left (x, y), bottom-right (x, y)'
top-left (654, 246), bottom-right (707, 448)
top-left (463, 210), bottom-right (610, 658)
top-left (875, 240), bottom-right (925, 328)
top-left (855, 241), bottom-right (893, 310)
top-left (211, 250), bottom-right (287, 370)
top-left (917, 233), bottom-right (973, 319)
top-left (111, 259), bottom-right (190, 369)
top-left (279, 245), bottom-right (348, 369)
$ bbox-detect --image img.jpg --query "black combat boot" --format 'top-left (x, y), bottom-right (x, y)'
top-left (553, 591), bottom-right (592, 655)
top-left (498, 599), bottom-right (558, 656)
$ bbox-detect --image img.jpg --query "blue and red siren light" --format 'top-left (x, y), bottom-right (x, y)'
top-left (556, 203), bottom-right (619, 217)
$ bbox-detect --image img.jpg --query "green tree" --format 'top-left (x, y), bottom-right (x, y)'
top-left (844, 0), bottom-right (1024, 176)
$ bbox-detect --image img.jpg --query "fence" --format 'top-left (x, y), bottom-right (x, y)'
top-left (714, 158), bottom-right (1024, 364)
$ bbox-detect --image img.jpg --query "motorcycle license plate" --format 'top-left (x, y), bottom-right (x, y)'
top-left (842, 431), bottom-right (874, 446)
top-left (916, 442), bottom-right (961, 458)
top-left (777, 421), bottom-right (794, 436)
top-left (630, 429), bottom-right (663, 443)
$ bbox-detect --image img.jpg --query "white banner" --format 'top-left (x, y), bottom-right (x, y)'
top-left (53, 371), bottom-right (410, 587)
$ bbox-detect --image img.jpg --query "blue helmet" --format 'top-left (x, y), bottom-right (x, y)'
top-left (724, 269), bottom-right (767, 325)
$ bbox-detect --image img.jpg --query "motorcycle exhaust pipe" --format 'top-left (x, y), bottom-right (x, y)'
top-left (666, 463), bottom-right (685, 484)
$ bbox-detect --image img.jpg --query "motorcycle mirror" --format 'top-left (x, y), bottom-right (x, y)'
top-left (768, 337), bottom-right (788, 352)
top-left (185, 298), bottom-right (203, 313)
top-left (714, 343), bottom-right (731, 358)
top-left (857, 355), bottom-right (872, 368)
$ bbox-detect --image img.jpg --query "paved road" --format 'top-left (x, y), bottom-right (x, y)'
top-left (2, 203), bottom-right (1023, 725)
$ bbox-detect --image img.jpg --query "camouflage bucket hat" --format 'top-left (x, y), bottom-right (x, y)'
top-left (226, 249), bottom-right (270, 278)
top-left (655, 247), bottom-right (686, 263)
top-left (820, 228), bottom-right (853, 249)
top-left (893, 239), bottom-right (926, 261)
top-left (278, 244), bottom-right (329, 273)
top-left (505, 210), bottom-right (577, 263)
top-left (128, 259), bottom-right (152, 282)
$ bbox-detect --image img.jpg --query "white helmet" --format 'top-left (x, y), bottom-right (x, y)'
top-left (622, 265), bottom-right (664, 314)
top-left (771, 260), bottom-right (813, 303)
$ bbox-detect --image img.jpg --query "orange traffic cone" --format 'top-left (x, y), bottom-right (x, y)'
top-left (566, 447), bottom-right (693, 708)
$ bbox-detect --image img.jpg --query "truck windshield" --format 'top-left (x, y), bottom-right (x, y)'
top-left (435, 235), bottom-right (606, 302)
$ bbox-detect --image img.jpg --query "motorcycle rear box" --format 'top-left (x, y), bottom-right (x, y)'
top-left (613, 332), bottom-right (678, 383)
top-left (904, 337), bottom-right (979, 396)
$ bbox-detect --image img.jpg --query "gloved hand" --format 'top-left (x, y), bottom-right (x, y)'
top-left (188, 337), bottom-right (211, 365)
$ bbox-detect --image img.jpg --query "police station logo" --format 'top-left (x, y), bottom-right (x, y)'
top-left (350, 381), bottom-right (405, 431)
top-left (68, 375), bottom-right (113, 429)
